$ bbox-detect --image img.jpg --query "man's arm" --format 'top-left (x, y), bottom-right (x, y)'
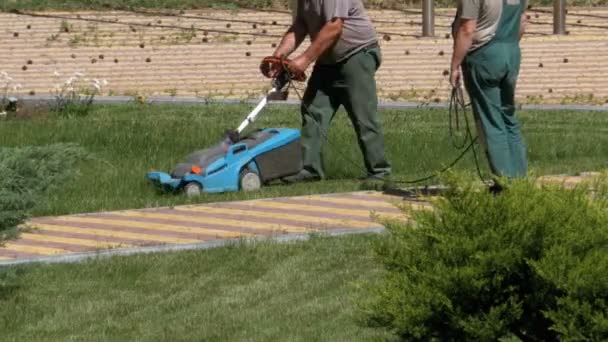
top-left (261, 16), bottom-right (307, 79)
top-left (273, 22), bottom-right (308, 59)
top-left (519, 10), bottom-right (528, 40)
top-left (287, 18), bottom-right (343, 76)
top-left (302, 19), bottom-right (343, 63)
top-left (450, 18), bottom-right (477, 87)
top-left (287, 0), bottom-right (349, 76)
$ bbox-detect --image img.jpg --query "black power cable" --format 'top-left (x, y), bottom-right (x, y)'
top-left (448, 86), bottom-right (487, 183)
top-left (282, 68), bottom-right (487, 188)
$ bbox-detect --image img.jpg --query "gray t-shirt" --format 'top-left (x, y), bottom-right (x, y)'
top-left (454, 0), bottom-right (503, 51)
top-left (292, 0), bottom-right (377, 64)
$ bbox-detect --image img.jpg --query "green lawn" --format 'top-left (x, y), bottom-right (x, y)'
top-left (0, 234), bottom-right (394, 341)
top-left (1, 103), bottom-right (607, 217)
top-left (1, 0), bottom-right (602, 12)
top-left (1, 103), bottom-right (608, 340)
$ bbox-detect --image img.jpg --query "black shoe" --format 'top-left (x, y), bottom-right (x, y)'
top-left (488, 182), bottom-right (504, 195)
top-left (281, 170), bottom-right (321, 184)
top-left (360, 173), bottom-right (393, 191)
top-left (359, 172), bottom-right (391, 182)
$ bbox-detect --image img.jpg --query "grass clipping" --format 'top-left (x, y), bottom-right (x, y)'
top-left (0, 143), bottom-right (87, 240)
top-left (362, 174), bottom-right (608, 341)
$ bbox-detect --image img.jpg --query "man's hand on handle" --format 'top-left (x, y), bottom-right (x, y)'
top-left (287, 55), bottom-right (312, 80)
top-left (260, 56), bottom-right (282, 79)
top-left (259, 56), bottom-right (307, 82)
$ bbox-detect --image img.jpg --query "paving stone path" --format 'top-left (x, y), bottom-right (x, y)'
top-left (0, 191), bottom-right (418, 265)
top-left (0, 172), bottom-right (601, 266)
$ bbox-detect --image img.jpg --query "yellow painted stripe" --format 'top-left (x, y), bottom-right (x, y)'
top-left (303, 195), bottom-right (401, 209)
top-left (358, 191), bottom-right (436, 202)
top-left (355, 192), bottom-right (419, 203)
top-left (58, 216), bottom-right (250, 238)
top-left (2, 243), bottom-right (68, 255)
top-left (175, 206), bottom-right (378, 229)
top-left (354, 193), bottom-right (436, 210)
top-left (107, 211), bottom-right (312, 233)
top-left (395, 201), bottom-right (436, 213)
top-left (538, 178), bottom-right (567, 182)
top-left (21, 233), bottom-right (134, 249)
top-left (241, 200), bottom-right (403, 218)
top-left (31, 223), bottom-right (200, 244)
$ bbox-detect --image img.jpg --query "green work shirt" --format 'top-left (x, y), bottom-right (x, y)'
top-left (453, 0), bottom-right (527, 51)
top-left (291, 0), bottom-right (377, 64)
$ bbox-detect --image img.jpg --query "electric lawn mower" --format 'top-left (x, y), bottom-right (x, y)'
top-left (146, 57), bottom-right (307, 197)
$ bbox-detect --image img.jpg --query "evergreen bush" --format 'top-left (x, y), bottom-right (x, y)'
top-left (0, 143), bottom-right (87, 241)
top-left (362, 175), bottom-right (608, 341)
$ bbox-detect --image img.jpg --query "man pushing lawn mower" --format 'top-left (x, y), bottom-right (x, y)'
top-left (261, 0), bottom-right (392, 184)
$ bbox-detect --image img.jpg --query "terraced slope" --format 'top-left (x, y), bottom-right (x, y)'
top-left (2, 7), bottom-right (608, 104)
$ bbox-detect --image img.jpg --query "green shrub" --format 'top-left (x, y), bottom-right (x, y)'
top-left (362, 175), bottom-right (608, 341)
top-left (0, 143), bottom-right (88, 241)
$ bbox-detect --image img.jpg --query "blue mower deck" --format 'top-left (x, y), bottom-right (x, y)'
top-left (147, 128), bottom-right (302, 194)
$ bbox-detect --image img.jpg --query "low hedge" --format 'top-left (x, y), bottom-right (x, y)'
top-left (362, 175), bottom-right (608, 341)
top-left (0, 143), bottom-right (87, 242)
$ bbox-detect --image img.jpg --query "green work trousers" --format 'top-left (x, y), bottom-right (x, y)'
top-left (463, 42), bottom-right (528, 179)
top-left (300, 46), bottom-right (391, 179)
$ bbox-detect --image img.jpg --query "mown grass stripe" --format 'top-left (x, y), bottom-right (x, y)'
top-left (31, 223), bottom-right (201, 244)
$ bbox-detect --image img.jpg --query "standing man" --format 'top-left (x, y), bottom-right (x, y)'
top-left (261, 0), bottom-right (391, 183)
top-left (450, 0), bottom-right (529, 184)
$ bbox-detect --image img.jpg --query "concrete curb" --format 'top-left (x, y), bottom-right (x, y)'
top-left (0, 227), bottom-right (385, 267)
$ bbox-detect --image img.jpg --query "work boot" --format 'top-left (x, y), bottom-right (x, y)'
top-left (488, 182), bottom-right (504, 196)
top-left (360, 172), bottom-right (393, 191)
top-left (360, 171), bottom-right (391, 182)
top-left (281, 169), bottom-right (321, 185)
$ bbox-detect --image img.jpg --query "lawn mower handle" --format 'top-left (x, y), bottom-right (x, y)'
top-left (229, 58), bottom-right (307, 140)
top-left (235, 84), bottom-right (278, 134)
top-left (272, 71), bottom-right (291, 92)
top-left (235, 71), bottom-right (295, 135)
